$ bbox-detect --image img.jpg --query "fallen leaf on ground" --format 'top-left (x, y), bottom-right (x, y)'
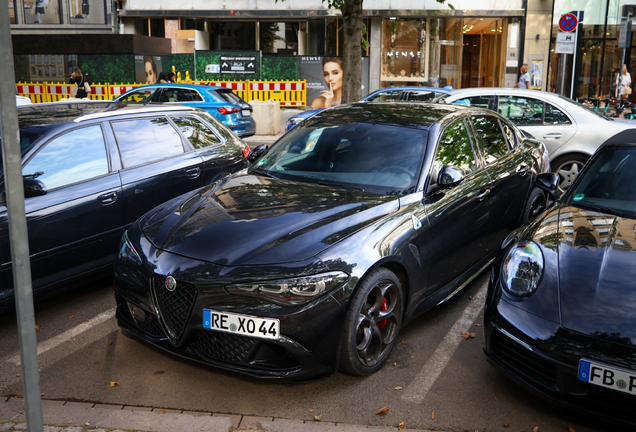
top-left (460, 332), bottom-right (477, 339)
top-left (407, 410), bottom-right (410, 413)
top-left (503, 423), bottom-right (509, 427)
top-left (474, 323), bottom-right (482, 327)
top-left (308, 409), bottom-right (314, 412)
top-left (85, 422), bottom-right (89, 426)
top-left (532, 427), bottom-right (539, 432)
top-left (313, 414), bottom-right (323, 421)
top-left (162, 409), bottom-right (166, 413)
top-left (568, 427), bottom-right (577, 432)
top-left (469, 296), bottom-right (473, 299)
top-left (68, 315), bottom-right (75, 319)
top-left (398, 421), bottom-right (405, 430)
top-left (376, 406), bottom-right (389, 415)
top-left (394, 386), bottom-right (402, 391)
top-left (40, 393), bottom-right (45, 396)
top-left (35, 324), bottom-right (41, 330)
top-left (109, 382), bottom-right (119, 387)
top-left (431, 411), bottom-right (435, 420)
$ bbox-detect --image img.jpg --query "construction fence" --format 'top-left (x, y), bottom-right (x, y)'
top-left (15, 80), bottom-right (306, 107)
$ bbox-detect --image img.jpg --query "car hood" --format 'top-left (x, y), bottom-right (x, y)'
top-left (140, 174), bottom-right (399, 266)
top-left (557, 205), bottom-right (636, 345)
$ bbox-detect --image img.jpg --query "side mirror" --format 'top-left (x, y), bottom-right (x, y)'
top-left (438, 166), bottom-right (465, 188)
top-left (535, 172), bottom-right (560, 200)
top-left (24, 178), bottom-right (47, 198)
top-left (247, 144), bottom-right (268, 164)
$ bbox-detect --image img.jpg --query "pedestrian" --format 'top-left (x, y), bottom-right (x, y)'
top-left (618, 64), bottom-right (632, 99)
top-left (69, 67), bottom-right (91, 99)
top-left (513, 63), bottom-right (530, 89)
top-left (158, 71), bottom-right (175, 83)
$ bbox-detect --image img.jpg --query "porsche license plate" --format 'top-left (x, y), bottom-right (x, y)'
top-left (242, 110), bottom-right (251, 116)
top-left (203, 309), bottom-right (279, 340)
top-left (578, 359), bottom-right (636, 396)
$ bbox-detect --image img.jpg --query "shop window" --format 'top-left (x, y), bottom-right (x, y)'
top-left (9, 0), bottom-right (16, 23)
top-left (68, 0), bottom-right (107, 24)
top-left (23, 0), bottom-right (61, 24)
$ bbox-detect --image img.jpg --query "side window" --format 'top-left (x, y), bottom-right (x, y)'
top-left (544, 103), bottom-right (571, 125)
top-left (406, 91), bottom-right (437, 102)
top-left (366, 90), bottom-right (402, 102)
top-left (472, 116), bottom-right (509, 163)
top-left (23, 125), bottom-right (109, 190)
top-left (453, 96), bottom-right (490, 108)
top-left (500, 121), bottom-right (518, 148)
top-left (176, 90), bottom-right (203, 102)
top-left (118, 88), bottom-right (156, 103)
top-left (498, 96), bottom-right (544, 125)
top-left (171, 116), bottom-right (221, 149)
top-left (112, 117), bottom-right (185, 168)
top-left (433, 120), bottom-right (478, 180)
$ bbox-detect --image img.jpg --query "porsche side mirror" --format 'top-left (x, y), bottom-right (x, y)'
top-left (23, 178), bottom-right (47, 198)
top-left (248, 144), bottom-right (268, 164)
top-left (535, 172), bottom-right (560, 200)
top-left (438, 166), bottom-right (464, 188)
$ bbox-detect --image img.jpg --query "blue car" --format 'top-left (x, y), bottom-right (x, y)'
top-left (116, 83), bottom-right (256, 137)
top-left (286, 86), bottom-right (453, 130)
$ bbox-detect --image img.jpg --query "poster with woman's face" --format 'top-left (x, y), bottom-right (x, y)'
top-left (135, 55), bottom-right (162, 84)
top-left (299, 57), bottom-right (370, 108)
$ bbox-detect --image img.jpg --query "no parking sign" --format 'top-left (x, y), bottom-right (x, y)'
top-left (559, 13), bottom-right (578, 32)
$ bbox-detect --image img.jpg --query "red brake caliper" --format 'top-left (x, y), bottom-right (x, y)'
top-left (378, 298), bottom-right (388, 330)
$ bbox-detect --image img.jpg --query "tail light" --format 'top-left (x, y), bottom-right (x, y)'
top-left (218, 107), bottom-right (241, 115)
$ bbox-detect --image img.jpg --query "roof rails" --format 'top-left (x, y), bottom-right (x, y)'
top-left (74, 104), bottom-right (197, 123)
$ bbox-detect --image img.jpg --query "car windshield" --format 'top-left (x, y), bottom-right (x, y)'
top-left (567, 146), bottom-right (636, 217)
top-left (252, 120), bottom-right (428, 195)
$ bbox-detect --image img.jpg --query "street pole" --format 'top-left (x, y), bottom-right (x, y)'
top-left (0, 1), bottom-right (44, 431)
top-left (559, 54), bottom-right (567, 96)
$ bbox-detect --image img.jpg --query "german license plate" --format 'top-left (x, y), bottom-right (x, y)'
top-left (242, 110), bottom-right (251, 117)
top-left (578, 359), bottom-right (636, 396)
top-left (203, 309), bottom-right (279, 340)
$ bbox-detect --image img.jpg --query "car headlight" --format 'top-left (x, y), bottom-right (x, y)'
top-left (500, 240), bottom-right (544, 298)
top-left (118, 232), bottom-right (142, 266)
top-left (226, 271), bottom-right (349, 305)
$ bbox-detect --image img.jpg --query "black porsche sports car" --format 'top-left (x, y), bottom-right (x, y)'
top-left (484, 142), bottom-right (636, 426)
top-left (114, 102), bottom-right (553, 380)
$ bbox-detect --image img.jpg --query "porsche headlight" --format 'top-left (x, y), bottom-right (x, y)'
top-left (118, 232), bottom-right (142, 266)
top-left (500, 240), bottom-right (544, 298)
top-left (226, 272), bottom-right (349, 305)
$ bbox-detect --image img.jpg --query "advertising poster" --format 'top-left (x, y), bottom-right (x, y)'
top-left (135, 55), bottom-right (163, 84)
top-left (299, 56), bottom-right (370, 109)
top-left (220, 56), bottom-right (257, 75)
top-left (531, 60), bottom-right (543, 90)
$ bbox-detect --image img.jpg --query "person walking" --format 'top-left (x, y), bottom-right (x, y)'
top-left (513, 63), bottom-right (530, 89)
top-left (618, 64), bottom-right (632, 100)
top-left (69, 67), bottom-right (91, 99)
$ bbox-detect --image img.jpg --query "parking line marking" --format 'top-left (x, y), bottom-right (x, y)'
top-left (401, 284), bottom-right (487, 404)
top-left (7, 307), bottom-right (116, 366)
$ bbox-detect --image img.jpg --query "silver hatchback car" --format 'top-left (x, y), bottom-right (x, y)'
top-left (435, 88), bottom-right (636, 189)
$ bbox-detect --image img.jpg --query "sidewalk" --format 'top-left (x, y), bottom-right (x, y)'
top-left (0, 397), bottom-right (444, 432)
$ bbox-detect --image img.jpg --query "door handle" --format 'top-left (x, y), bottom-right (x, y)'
top-left (477, 189), bottom-right (491, 201)
top-left (186, 167), bottom-right (201, 179)
top-left (98, 191), bottom-right (118, 205)
top-left (517, 163), bottom-right (529, 175)
top-left (543, 133), bottom-right (562, 140)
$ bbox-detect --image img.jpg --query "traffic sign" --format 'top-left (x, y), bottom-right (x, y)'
top-left (555, 32), bottom-right (576, 54)
top-left (559, 13), bottom-right (578, 32)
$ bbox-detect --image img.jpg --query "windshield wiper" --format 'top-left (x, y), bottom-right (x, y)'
top-left (251, 168), bottom-right (279, 179)
top-left (317, 180), bottom-right (365, 192)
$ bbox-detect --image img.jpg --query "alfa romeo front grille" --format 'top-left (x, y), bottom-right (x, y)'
top-left (137, 312), bottom-right (165, 338)
top-left (152, 276), bottom-right (198, 341)
top-left (191, 331), bottom-right (257, 363)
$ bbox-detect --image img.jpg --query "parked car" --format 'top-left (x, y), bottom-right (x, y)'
top-left (484, 140), bottom-right (636, 428)
top-left (434, 88), bottom-right (636, 190)
top-left (16, 95), bottom-right (32, 106)
top-left (113, 102), bottom-right (553, 380)
top-left (286, 86), bottom-right (453, 130)
top-left (115, 83), bottom-right (257, 137)
top-left (0, 102), bottom-right (250, 312)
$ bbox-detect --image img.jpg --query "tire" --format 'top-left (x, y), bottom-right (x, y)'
top-left (522, 187), bottom-right (547, 224)
top-left (551, 154), bottom-right (589, 191)
top-left (339, 267), bottom-right (403, 376)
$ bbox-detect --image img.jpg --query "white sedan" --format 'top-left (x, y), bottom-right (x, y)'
top-left (435, 88), bottom-right (636, 189)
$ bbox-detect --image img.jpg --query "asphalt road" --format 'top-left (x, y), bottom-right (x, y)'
top-left (0, 272), bottom-right (608, 432)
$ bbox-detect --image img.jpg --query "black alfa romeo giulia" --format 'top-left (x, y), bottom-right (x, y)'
top-left (113, 102), bottom-right (553, 380)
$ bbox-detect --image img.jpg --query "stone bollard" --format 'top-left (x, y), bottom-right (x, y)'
top-left (250, 99), bottom-right (281, 135)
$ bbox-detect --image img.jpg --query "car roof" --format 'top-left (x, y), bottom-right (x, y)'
top-left (130, 83), bottom-right (228, 91)
top-left (309, 102), bottom-right (470, 129)
top-left (441, 87), bottom-right (562, 100)
top-left (371, 86), bottom-right (452, 92)
top-left (17, 101), bottom-right (198, 128)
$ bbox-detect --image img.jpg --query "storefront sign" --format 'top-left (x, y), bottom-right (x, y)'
top-left (220, 56), bottom-right (256, 75)
top-left (555, 32), bottom-right (575, 54)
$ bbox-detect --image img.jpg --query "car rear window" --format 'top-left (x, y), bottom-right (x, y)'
top-left (213, 89), bottom-right (243, 104)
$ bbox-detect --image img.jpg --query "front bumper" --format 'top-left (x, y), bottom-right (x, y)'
top-left (113, 245), bottom-right (348, 380)
top-left (484, 284), bottom-right (636, 428)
